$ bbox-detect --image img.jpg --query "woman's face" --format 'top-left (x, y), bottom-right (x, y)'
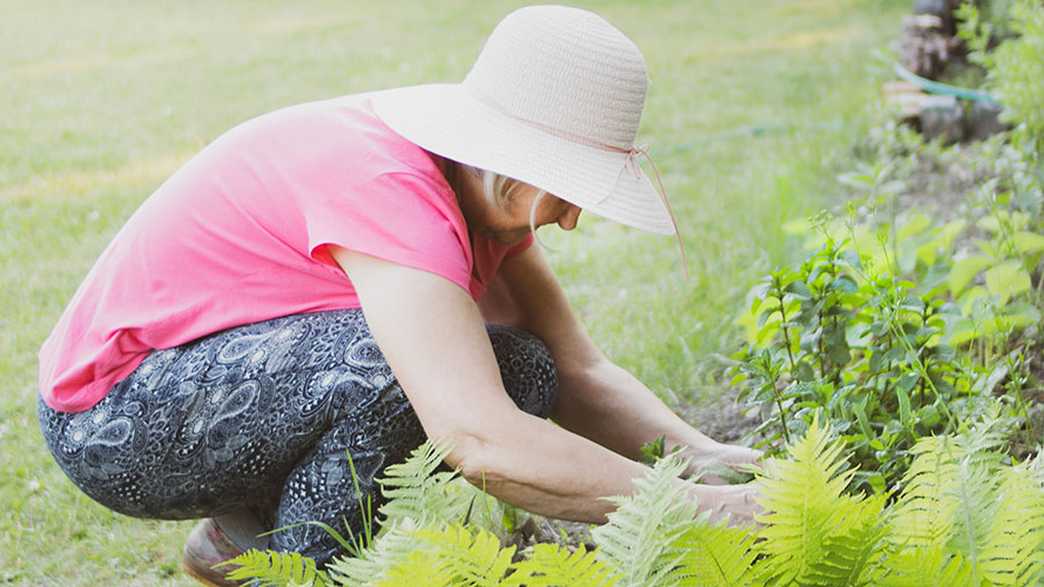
top-left (457, 170), bottom-right (583, 245)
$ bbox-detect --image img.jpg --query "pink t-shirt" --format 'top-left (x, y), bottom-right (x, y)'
top-left (38, 92), bottom-right (533, 413)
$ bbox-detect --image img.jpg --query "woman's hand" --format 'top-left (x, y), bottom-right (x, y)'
top-left (677, 441), bottom-right (764, 485)
top-left (688, 482), bottom-right (762, 527)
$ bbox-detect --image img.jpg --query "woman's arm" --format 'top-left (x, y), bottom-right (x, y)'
top-left (495, 244), bottom-right (761, 479)
top-left (329, 246), bottom-right (756, 524)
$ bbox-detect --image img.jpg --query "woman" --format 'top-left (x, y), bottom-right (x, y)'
top-left (37, 5), bottom-right (761, 585)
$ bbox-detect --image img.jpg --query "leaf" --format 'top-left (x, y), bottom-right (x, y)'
top-left (898, 213), bottom-right (931, 239)
top-left (755, 413), bottom-right (885, 580)
top-left (328, 521), bottom-right (419, 586)
top-left (1012, 230), bottom-right (1044, 254)
top-left (379, 525), bottom-right (516, 586)
top-left (947, 255), bottom-right (992, 297)
top-left (894, 372), bottom-right (919, 396)
top-left (891, 437), bottom-right (960, 548)
top-left (787, 280), bottom-right (813, 299)
top-left (507, 544), bottom-right (618, 587)
top-left (375, 442), bottom-right (477, 528)
top-left (972, 363), bottom-right (1009, 396)
top-left (828, 338), bottom-right (852, 367)
top-left (984, 260), bottom-right (1032, 304)
top-left (919, 404), bottom-right (941, 428)
top-left (958, 286), bottom-right (989, 317)
top-left (803, 494), bottom-right (891, 586)
top-left (220, 549), bottom-right (328, 587)
top-left (852, 399), bottom-right (876, 443)
top-left (976, 215), bottom-right (1002, 233)
top-left (978, 464), bottom-right (1044, 586)
top-left (676, 523), bottom-right (759, 587)
top-left (591, 456), bottom-right (701, 587)
top-left (897, 385), bottom-right (914, 432)
top-left (877, 547), bottom-right (977, 586)
top-left (795, 361), bottom-right (816, 382)
top-left (640, 435), bottom-right (667, 465)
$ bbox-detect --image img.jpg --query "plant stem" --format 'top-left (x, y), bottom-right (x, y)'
top-left (889, 320), bottom-right (958, 430)
top-left (775, 282), bottom-right (798, 373)
top-left (771, 382), bottom-right (792, 445)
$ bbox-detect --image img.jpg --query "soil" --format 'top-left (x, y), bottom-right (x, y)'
top-left (672, 390), bottom-right (763, 446)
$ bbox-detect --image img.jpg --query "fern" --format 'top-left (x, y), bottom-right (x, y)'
top-left (226, 425), bottom-right (1044, 587)
top-left (801, 494), bottom-right (891, 586)
top-left (876, 546), bottom-right (977, 586)
top-left (754, 414), bottom-right (873, 586)
top-left (890, 414), bottom-right (1014, 582)
top-left (326, 441), bottom-right (467, 584)
top-left (948, 445), bottom-right (1001, 579)
top-left (218, 549), bottom-right (328, 586)
top-left (376, 441), bottom-right (470, 527)
top-left (590, 455), bottom-right (700, 587)
top-left (673, 521), bottom-right (759, 587)
top-left (327, 520), bottom-right (418, 586)
top-left (379, 524), bottom-right (516, 586)
top-left (979, 462), bottom-right (1044, 586)
top-left (890, 436), bottom-right (961, 547)
top-left (506, 543), bottom-right (618, 587)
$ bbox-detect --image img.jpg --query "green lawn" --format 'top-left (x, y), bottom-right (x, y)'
top-left (2, 1), bottom-right (906, 583)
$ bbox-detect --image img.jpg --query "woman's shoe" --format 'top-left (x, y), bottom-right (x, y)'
top-left (182, 518), bottom-right (244, 587)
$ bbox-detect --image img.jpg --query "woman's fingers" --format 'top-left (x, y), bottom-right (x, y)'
top-left (720, 444), bottom-right (764, 467)
top-left (702, 483), bottom-right (763, 528)
top-left (683, 442), bottom-right (764, 485)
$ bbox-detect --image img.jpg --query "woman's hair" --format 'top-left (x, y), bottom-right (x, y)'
top-left (459, 163), bottom-right (552, 244)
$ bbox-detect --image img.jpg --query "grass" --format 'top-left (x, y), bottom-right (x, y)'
top-left (2, 0), bottom-right (907, 584)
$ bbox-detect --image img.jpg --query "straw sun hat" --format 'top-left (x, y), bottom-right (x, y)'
top-left (370, 4), bottom-right (683, 241)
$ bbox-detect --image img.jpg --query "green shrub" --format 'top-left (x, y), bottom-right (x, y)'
top-left (959, 0), bottom-right (1044, 152)
top-left (729, 127), bottom-right (1044, 490)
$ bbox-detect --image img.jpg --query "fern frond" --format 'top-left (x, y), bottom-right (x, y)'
top-left (891, 436), bottom-right (960, 547)
top-left (893, 422), bottom-right (1010, 580)
top-left (1029, 451), bottom-right (1044, 487)
top-left (754, 414), bottom-right (861, 586)
top-left (505, 543), bottom-right (618, 587)
top-left (876, 546), bottom-right (977, 587)
top-left (378, 524), bottom-right (516, 587)
top-left (377, 442), bottom-right (469, 527)
top-left (327, 520), bottom-right (418, 586)
top-left (956, 404), bottom-right (1012, 461)
top-left (455, 477), bottom-right (526, 542)
top-left (218, 548), bottom-right (328, 586)
top-left (979, 462), bottom-right (1044, 586)
top-left (591, 455), bottom-right (701, 587)
top-left (803, 494), bottom-right (892, 586)
top-left (674, 520), bottom-right (759, 587)
top-left (948, 445), bottom-right (1001, 578)
top-left (376, 545), bottom-right (453, 587)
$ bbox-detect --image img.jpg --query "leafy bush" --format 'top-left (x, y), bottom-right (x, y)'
top-left (224, 416), bottom-right (1044, 586)
top-left (959, 0), bottom-right (1044, 152)
top-left (729, 206), bottom-right (1042, 491)
top-left (729, 109), bottom-right (1044, 490)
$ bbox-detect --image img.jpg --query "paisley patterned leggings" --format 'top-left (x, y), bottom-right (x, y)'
top-left (37, 308), bottom-right (558, 566)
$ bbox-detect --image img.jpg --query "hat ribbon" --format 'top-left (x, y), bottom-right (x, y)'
top-left (618, 143), bottom-right (689, 280)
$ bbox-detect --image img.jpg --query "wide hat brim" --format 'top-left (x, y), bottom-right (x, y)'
top-left (369, 84), bottom-right (676, 235)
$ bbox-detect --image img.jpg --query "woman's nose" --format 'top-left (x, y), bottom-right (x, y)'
top-left (557, 204), bottom-right (582, 231)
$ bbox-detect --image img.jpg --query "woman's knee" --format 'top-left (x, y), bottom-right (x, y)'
top-left (485, 325), bottom-right (558, 418)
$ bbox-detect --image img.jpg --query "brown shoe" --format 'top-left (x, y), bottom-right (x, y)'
top-left (182, 518), bottom-right (244, 587)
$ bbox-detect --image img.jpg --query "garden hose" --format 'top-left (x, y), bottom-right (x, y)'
top-left (892, 62), bottom-right (1000, 105)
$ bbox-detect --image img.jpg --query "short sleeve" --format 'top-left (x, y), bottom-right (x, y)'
top-left (300, 171), bottom-right (473, 294)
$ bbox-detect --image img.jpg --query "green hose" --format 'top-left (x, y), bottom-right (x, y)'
top-left (892, 62), bottom-right (1000, 105)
